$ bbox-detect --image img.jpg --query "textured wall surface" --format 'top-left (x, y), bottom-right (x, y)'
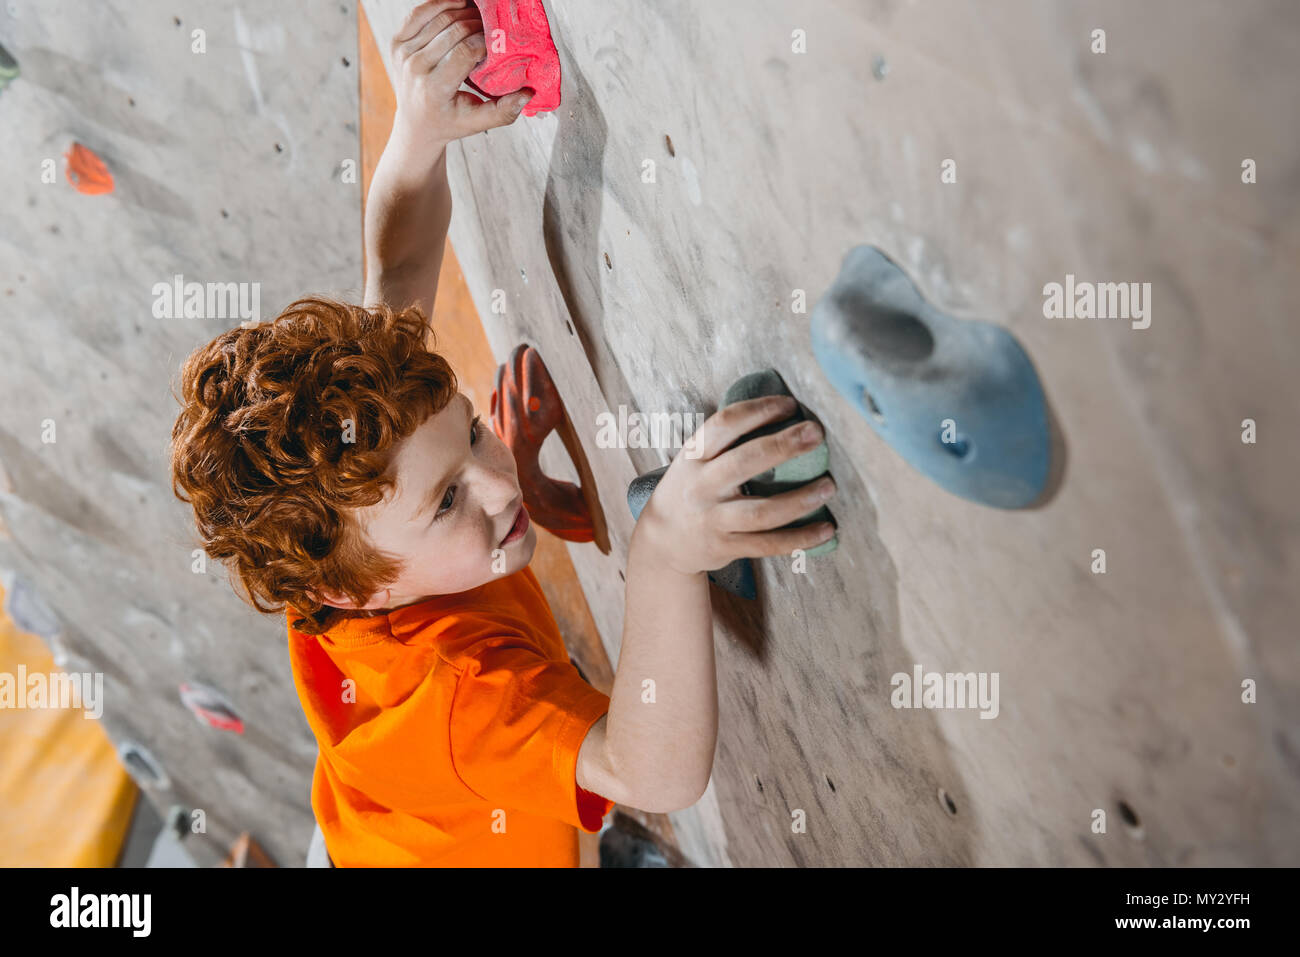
top-left (364, 0), bottom-right (1300, 865)
top-left (1, 0), bottom-right (361, 866)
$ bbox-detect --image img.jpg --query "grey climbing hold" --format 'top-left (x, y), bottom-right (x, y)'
top-left (166, 805), bottom-right (190, 841)
top-left (599, 818), bottom-right (671, 867)
top-left (2, 573), bottom-right (61, 640)
top-left (627, 464), bottom-right (757, 599)
top-left (626, 465), bottom-right (668, 523)
top-left (118, 740), bottom-right (171, 790)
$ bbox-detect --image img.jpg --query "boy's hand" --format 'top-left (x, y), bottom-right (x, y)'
top-left (635, 396), bottom-right (838, 576)
top-left (390, 0), bottom-right (534, 155)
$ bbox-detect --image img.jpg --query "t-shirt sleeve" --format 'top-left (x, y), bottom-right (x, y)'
top-left (448, 637), bottom-right (615, 832)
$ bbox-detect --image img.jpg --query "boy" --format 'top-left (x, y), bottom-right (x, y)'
top-left (169, 1), bottom-right (837, 866)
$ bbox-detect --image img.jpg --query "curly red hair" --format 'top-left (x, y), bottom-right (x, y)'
top-left (169, 296), bottom-right (458, 635)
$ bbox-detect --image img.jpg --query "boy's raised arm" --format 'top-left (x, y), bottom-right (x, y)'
top-left (363, 1), bottom-right (534, 316)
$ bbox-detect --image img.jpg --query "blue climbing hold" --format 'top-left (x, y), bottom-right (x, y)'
top-left (810, 245), bottom-right (1052, 509)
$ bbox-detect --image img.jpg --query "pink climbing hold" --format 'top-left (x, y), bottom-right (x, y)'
top-left (466, 0), bottom-right (561, 116)
top-left (179, 682), bottom-right (245, 734)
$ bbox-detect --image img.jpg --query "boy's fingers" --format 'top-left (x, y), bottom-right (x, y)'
top-left (407, 12), bottom-right (483, 75)
top-left (456, 89), bottom-right (535, 133)
top-left (394, 8), bottom-right (468, 70)
top-left (715, 477), bottom-right (836, 533)
top-left (392, 0), bottom-right (466, 51)
top-left (392, 1), bottom-right (440, 46)
top-left (685, 396), bottom-right (798, 462)
top-left (723, 521), bottom-right (837, 560)
top-left (705, 417), bottom-right (823, 491)
top-left (425, 22), bottom-right (491, 94)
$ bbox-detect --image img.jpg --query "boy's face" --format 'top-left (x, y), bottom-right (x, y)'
top-left (320, 392), bottom-right (536, 611)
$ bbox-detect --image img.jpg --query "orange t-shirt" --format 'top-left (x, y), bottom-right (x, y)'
top-left (285, 565), bottom-right (615, 866)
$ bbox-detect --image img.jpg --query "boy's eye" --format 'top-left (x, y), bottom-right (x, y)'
top-left (433, 415), bottom-right (483, 523)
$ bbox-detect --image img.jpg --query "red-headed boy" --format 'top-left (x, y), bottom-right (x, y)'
top-left (169, 1), bottom-right (836, 866)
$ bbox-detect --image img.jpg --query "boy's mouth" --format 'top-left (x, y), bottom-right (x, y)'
top-left (499, 503), bottom-right (530, 546)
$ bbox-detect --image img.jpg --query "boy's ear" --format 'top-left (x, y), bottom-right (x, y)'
top-left (309, 587), bottom-right (388, 611)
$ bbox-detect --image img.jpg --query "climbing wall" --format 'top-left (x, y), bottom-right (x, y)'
top-left (364, 0), bottom-right (1300, 865)
top-left (0, 0), bottom-right (362, 866)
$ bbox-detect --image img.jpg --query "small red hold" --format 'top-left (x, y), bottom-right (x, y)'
top-left (466, 0), bottom-right (561, 116)
top-left (179, 682), bottom-right (244, 734)
top-left (64, 142), bottom-right (115, 195)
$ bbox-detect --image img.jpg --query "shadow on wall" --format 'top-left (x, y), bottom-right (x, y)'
top-left (532, 39), bottom-right (977, 867)
top-left (541, 50), bottom-right (637, 420)
top-left (710, 417), bottom-right (978, 866)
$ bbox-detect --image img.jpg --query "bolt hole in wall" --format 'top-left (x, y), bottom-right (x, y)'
top-left (862, 388), bottom-right (886, 424)
top-left (938, 430), bottom-right (972, 460)
top-left (938, 787), bottom-right (957, 816)
top-left (1117, 800), bottom-right (1144, 838)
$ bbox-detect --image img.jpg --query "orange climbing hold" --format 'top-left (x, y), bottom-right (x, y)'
top-left (64, 142), bottom-right (114, 195)
top-left (490, 344), bottom-right (595, 543)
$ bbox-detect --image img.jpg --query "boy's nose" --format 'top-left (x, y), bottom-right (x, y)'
top-left (470, 460), bottom-right (520, 514)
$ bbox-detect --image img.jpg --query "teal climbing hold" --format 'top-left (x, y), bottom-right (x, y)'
top-left (626, 369), bottom-right (838, 601)
top-left (0, 43), bottom-right (19, 95)
top-left (720, 369), bottom-right (838, 557)
top-left (810, 245), bottom-right (1053, 509)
